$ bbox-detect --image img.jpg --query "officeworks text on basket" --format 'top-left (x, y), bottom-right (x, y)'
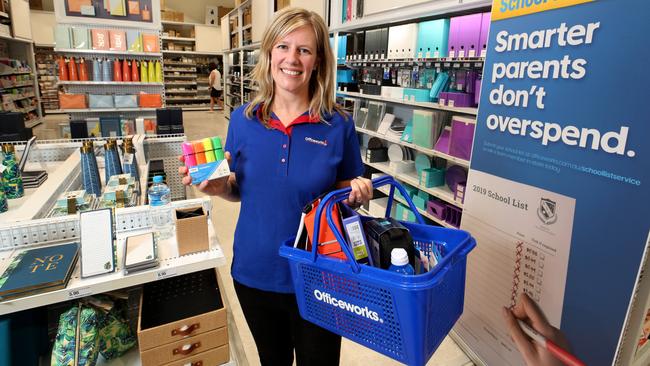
top-left (313, 289), bottom-right (383, 323)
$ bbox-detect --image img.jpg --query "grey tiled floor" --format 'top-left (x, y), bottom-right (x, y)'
top-left (33, 111), bottom-right (474, 366)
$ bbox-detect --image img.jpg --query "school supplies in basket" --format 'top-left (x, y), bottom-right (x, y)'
top-left (279, 176), bottom-right (476, 366)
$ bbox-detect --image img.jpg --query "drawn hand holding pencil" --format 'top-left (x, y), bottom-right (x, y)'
top-left (503, 292), bottom-right (586, 366)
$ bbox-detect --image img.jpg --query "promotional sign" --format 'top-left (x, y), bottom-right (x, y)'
top-left (456, 1), bottom-right (650, 365)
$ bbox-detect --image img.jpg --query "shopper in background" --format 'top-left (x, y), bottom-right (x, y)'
top-left (503, 292), bottom-right (571, 366)
top-left (208, 62), bottom-right (222, 112)
top-left (180, 7), bottom-right (372, 366)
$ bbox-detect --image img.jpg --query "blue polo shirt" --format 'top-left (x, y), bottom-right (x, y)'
top-left (225, 103), bottom-right (364, 293)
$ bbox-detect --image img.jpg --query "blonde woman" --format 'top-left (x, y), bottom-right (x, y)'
top-left (181, 8), bottom-right (372, 365)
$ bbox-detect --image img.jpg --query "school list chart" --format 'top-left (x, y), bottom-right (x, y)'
top-left (457, 170), bottom-right (575, 366)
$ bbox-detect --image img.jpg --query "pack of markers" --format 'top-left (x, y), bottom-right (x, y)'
top-left (182, 136), bottom-right (230, 185)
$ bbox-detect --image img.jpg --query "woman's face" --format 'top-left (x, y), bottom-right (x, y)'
top-left (270, 25), bottom-right (318, 98)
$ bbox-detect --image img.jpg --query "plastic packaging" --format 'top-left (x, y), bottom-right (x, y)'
top-left (148, 175), bottom-right (174, 240)
top-left (388, 248), bottom-right (415, 275)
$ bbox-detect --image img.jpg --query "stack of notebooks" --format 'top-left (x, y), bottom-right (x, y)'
top-left (0, 243), bottom-right (79, 301)
top-left (21, 170), bottom-right (48, 188)
top-left (124, 232), bottom-right (159, 274)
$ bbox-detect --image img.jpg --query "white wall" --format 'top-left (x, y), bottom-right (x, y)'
top-left (289, 0), bottom-right (326, 19)
top-left (30, 10), bottom-right (56, 46)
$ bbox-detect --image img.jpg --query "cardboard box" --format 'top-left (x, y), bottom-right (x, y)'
top-left (138, 269), bottom-right (228, 364)
top-left (175, 206), bottom-right (209, 256)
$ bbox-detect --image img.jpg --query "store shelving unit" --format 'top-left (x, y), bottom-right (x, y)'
top-left (0, 28), bottom-right (43, 133)
top-left (160, 21), bottom-right (223, 110)
top-left (331, 0), bottom-right (489, 230)
top-left (34, 46), bottom-right (60, 112)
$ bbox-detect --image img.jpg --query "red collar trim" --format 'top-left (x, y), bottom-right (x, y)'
top-left (257, 107), bottom-right (320, 136)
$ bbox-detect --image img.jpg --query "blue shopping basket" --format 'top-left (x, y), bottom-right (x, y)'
top-left (279, 176), bottom-right (476, 366)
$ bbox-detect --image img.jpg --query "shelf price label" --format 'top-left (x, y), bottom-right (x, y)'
top-left (156, 268), bottom-right (177, 280)
top-left (67, 287), bottom-right (93, 300)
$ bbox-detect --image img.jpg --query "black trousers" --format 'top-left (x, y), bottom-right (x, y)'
top-left (234, 280), bottom-right (341, 366)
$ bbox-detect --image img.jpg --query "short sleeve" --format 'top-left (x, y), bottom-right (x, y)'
top-left (337, 117), bottom-right (365, 181)
top-left (224, 111), bottom-right (238, 171)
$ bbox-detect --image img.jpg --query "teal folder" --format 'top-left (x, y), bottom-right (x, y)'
top-left (0, 243), bottom-right (79, 300)
top-left (72, 27), bottom-right (91, 49)
top-left (417, 19), bottom-right (450, 58)
top-left (54, 25), bottom-right (72, 49)
top-left (412, 110), bottom-right (436, 149)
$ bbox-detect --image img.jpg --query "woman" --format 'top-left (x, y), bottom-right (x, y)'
top-left (208, 62), bottom-right (222, 112)
top-left (180, 7), bottom-right (373, 366)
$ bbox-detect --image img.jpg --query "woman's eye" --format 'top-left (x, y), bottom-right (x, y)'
top-left (300, 48), bottom-right (311, 54)
top-left (277, 44), bottom-right (288, 49)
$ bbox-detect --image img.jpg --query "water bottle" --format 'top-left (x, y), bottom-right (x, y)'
top-left (148, 175), bottom-right (174, 240)
top-left (388, 248), bottom-right (414, 275)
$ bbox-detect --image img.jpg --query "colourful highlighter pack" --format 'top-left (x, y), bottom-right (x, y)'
top-left (182, 136), bottom-right (230, 185)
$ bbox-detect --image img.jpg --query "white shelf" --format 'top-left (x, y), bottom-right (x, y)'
top-left (58, 81), bottom-right (164, 86)
top-left (329, 0), bottom-right (491, 33)
top-left (167, 96), bottom-right (210, 101)
top-left (362, 158), bottom-right (462, 208)
top-left (242, 24), bottom-right (252, 31)
top-left (345, 56), bottom-right (485, 65)
top-left (164, 74), bottom-right (196, 79)
top-left (338, 91), bottom-right (478, 116)
top-left (355, 127), bottom-right (470, 168)
top-left (0, 223), bottom-right (227, 315)
top-left (226, 42), bottom-right (261, 53)
top-left (376, 186), bottom-right (455, 228)
top-left (163, 68), bottom-right (197, 73)
top-left (0, 34), bottom-right (33, 44)
top-left (163, 50), bottom-right (222, 56)
top-left (166, 81), bottom-right (197, 86)
top-left (161, 20), bottom-right (218, 28)
top-left (55, 48), bottom-right (162, 57)
top-left (161, 36), bottom-right (196, 42)
top-left (0, 71), bottom-right (32, 76)
top-left (164, 61), bottom-right (197, 67)
top-left (166, 89), bottom-right (198, 94)
top-left (61, 108), bottom-right (158, 113)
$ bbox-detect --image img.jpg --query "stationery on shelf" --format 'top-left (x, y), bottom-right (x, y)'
top-left (0, 243), bottom-right (79, 300)
top-left (124, 232), bottom-right (158, 274)
top-left (79, 208), bottom-right (116, 278)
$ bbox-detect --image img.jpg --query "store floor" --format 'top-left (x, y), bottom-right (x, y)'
top-left (34, 111), bottom-right (474, 366)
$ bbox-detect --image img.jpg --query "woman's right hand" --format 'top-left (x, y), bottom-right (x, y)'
top-left (178, 151), bottom-right (233, 197)
top-left (502, 292), bottom-right (571, 366)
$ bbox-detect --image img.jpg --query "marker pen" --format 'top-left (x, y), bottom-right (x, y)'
top-left (181, 142), bottom-right (197, 167)
top-left (192, 141), bottom-right (207, 165)
top-left (211, 136), bottom-right (224, 161)
top-left (202, 138), bottom-right (216, 162)
top-left (517, 320), bottom-right (585, 366)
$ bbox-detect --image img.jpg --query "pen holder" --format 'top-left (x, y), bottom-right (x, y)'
top-left (175, 206), bottom-right (209, 256)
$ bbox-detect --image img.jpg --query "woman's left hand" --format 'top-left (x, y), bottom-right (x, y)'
top-left (342, 176), bottom-right (373, 208)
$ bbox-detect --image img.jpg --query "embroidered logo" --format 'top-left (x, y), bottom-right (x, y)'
top-left (305, 137), bottom-right (328, 147)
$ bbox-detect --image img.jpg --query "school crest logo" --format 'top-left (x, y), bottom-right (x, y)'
top-left (537, 198), bottom-right (557, 225)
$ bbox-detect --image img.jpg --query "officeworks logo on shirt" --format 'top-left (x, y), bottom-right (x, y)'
top-left (313, 289), bottom-right (383, 323)
top-left (305, 137), bottom-right (328, 147)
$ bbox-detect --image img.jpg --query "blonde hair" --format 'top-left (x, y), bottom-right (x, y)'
top-left (244, 7), bottom-right (345, 125)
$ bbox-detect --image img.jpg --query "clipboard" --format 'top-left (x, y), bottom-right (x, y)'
top-left (302, 196), bottom-right (348, 260)
top-left (79, 208), bottom-right (116, 278)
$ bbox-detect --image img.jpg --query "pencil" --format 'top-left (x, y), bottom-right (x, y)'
top-left (517, 320), bottom-right (586, 366)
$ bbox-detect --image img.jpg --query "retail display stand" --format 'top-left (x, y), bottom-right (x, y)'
top-left (53, 2), bottom-right (165, 135)
top-left (0, 4), bottom-right (43, 135)
top-left (221, 0), bottom-right (258, 119)
top-left (161, 20), bottom-right (223, 111)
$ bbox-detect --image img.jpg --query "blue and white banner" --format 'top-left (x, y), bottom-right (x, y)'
top-left (457, 1), bottom-right (650, 365)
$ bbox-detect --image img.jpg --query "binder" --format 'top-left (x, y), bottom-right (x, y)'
top-left (416, 19), bottom-right (450, 58)
top-left (388, 24), bottom-right (417, 59)
top-left (478, 12), bottom-right (491, 57)
top-left (460, 13), bottom-right (483, 58)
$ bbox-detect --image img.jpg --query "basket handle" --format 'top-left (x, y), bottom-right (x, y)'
top-left (311, 176), bottom-right (426, 273)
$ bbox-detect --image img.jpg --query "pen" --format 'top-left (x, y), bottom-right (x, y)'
top-left (517, 320), bottom-right (585, 366)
